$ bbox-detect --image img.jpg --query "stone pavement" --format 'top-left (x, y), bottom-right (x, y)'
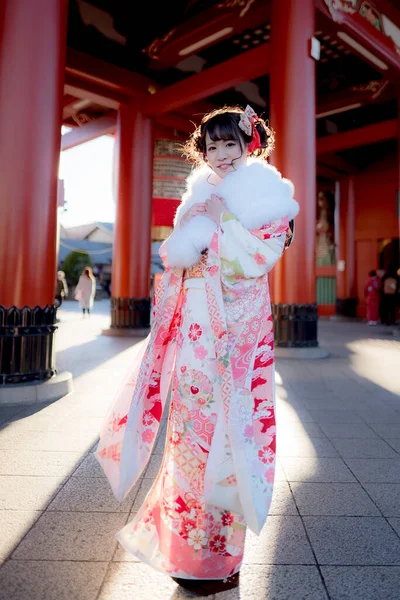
top-left (1, 299), bottom-right (400, 600)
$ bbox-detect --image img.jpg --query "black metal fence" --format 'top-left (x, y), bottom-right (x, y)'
top-left (0, 305), bottom-right (57, 385)
top-left (272, 303), bottom-right (318, 347)
top-left (110, 297), bottom-right (150, 329)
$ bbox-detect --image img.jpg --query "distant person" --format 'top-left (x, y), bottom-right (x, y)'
top-left (55, 270), bottom-right (68, 308)
top-left (74, 266), bottom-right (96, 317)
top-left (364, 269), bottom-right (380, 326)
top-left (381, 265), bottom-right (399, 325)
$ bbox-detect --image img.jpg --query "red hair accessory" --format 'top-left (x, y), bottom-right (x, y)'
top-left (239, 105), bottom-right (261, 152)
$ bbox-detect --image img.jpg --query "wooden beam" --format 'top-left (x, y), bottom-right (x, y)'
top-left (64, 76), bottom-right (125, 110)
top-left (318, 152), bottom-right (357, 174)
top-left (155, 112), bottom-right (197, 134)
top-left (65, 48), bottom-right (153, 98)
top-left (151, 0), bottom-right (270, 68)
top-left (63, 98), bottom-right (92, 120)
top-left (315, 0), bottom-right (400, 79)
top-left (317, 119), bottom-right (397, 154)
top-left (61, 113), bottom-right (117, 151)
top-left (317, 165), bottom-right (339, 181)
top-left (144, 43), bottom-right (270, 116)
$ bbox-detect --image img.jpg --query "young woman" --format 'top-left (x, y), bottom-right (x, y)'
top-left (96, 105), bottom-right (299, 595)
top-left (364, 269), bottom-right (381, 326)
top-left (74, 266), bottom-right (96, 317)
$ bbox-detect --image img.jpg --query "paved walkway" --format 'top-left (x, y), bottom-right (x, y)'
top-left (1, 300), bottom-right (400, 599)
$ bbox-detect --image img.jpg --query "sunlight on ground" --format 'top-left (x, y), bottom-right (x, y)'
top-left (274, 369), bottom-right (288, 401)
top-left (347, 338), bottom-right (400, 396)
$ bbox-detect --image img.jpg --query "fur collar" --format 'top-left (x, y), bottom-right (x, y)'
top-left (165, 158), bottom-right (299, 268)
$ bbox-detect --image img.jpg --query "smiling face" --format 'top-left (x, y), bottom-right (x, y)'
top-left (205, 132), bottom-right (248, 178)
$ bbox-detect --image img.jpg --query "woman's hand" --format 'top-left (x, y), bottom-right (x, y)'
top-left (179, 203), bottom-right (207, 227)
top-left (204, 194), bottom-right (226, 225)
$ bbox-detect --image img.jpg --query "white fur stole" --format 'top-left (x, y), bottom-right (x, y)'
top-left (164, 158), bottom-right (299, 268)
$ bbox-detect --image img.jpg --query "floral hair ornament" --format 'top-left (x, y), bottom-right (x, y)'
top-left (238, 104), bottom-right (261, 152)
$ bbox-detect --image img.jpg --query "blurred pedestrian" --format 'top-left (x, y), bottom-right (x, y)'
top-left (364, 269), bottom-right (380, 326)
top-left (381, 265), bottom-right (399, 325)
top-left (54, 270), bottom-right (69, 322)
top-left (74, 266), bottom-right (96, 317)
top-left (55, 270), bottom-right (68, 308)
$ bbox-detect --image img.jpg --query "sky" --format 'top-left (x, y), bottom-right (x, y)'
top-left (59, 130), bottom-right (116, 228)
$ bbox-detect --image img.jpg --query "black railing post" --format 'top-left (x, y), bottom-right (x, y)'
top-left (110, 297), bottom-right (151, 329)
top-left (272, 303), bottom-right (319, 347)
top-left (0, 305), bottom-right (57, 385)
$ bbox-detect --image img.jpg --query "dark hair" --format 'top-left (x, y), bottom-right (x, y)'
top-left (83, 266), bottom-right (94, 279)
top-left (182, 105), bottom-right (275, 165)
top-left (369, 270), bottom-right (377, 277)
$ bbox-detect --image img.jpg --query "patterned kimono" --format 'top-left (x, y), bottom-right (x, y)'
top-left (95, 158), bottom-right (299, 580)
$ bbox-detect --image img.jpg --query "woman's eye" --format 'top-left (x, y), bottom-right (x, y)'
top-left (208, 146), bottom-right (216, 152)
top-left (226, 142), bottom-right (236, 148)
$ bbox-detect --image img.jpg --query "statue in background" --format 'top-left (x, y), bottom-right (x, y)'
top-left (316, 190), bottom-right (335, 266)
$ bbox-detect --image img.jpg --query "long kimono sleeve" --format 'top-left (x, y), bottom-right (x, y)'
top-left (218, 211), bottom-right (289, 279)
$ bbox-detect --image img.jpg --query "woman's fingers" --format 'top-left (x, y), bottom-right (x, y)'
top-left (180, 203), bottom-right (206, 226)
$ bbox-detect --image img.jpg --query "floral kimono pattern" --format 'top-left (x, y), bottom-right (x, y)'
top-left (96, 158), bottom-right (299, 579)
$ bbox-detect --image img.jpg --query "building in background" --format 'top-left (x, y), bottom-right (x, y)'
top-left (2, 0), bottom-right (400, 387)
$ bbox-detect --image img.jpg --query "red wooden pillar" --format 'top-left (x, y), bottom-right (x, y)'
top-left (0, 0), bottom-right (68, 384)
top-left (110, 104), bottom-right (153, 329)
top-left (269, 0), bottom-right (318, 346)
top-left (0, 0), bottom-right (67, 307)
top-left (335, 177), bottom-right (357, 316)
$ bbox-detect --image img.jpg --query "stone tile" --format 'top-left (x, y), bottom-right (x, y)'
top-left (12, 511), bottom-right (127, 561)
top-left (318, 423), bottom-right (377, 439)
top-left (98, 562), bottom-right (190, 600)
top-left (0, 560), bottom-right (108, 600)
top-left (269, 482), bottom-right (298, 515)
top-left (321, 566), bottom-right (400, 600)
top-left (143, 453), bottom-right (163, 478)
top-left (276, 421), bottom-right (326, 438)
top-left (131, 478), bottom-right (154, 513)
top-left (363, 484), bottom-right (400, 517)
top-left (291, 482), bottom-right (380, 516)
top-left (0, 511), bottom-right (42, 560)
top-left (113, 538), bottom-right (141, 563)
top-left (303, 516), bottom-right (400, 565)
top-left (0, 450), bottom-right (83, 477)
top-left (368, 423), bottom-right (400, 438)
top-left (345, 459), bottom-right (400, 483)
top-left (4, 412), bottom-right (68, 433)
top-left (73, 452), bottom-right (106, 477)
top-left (274, 460), bottom-right (287, 482)
top-left (386, 439), bottom-right (400, 453)
top-left (330, 438), bottom-right (398, 458)
top-left (0, 429), bottom-right (98, 453)
top-left (0, 405), bottom-right (26, 426)
top-left (216, 565), bottom-right (328, 600)
top-left (47, 477), bottom-right (140, 512)
top-left (153, 434), bottom-right (166, 454)
top-left (359, 411), bottom-right (400, 425)
top-left (0, 476), bottom-right (63, 510)
top-left (276, 436), bottom-right (339, 458)
top-left (388, 517), bottom-right (400, 537)
top-left (280, 457), bottom-right (356, 483)
top-left (301, 398), bottom-right (351, 411)
top-left (274, 406), bottom-right (315, 423)
top-left (244, 516), bottom-right (315, 565)
top-left (308, 410), bottom-right (364, 424)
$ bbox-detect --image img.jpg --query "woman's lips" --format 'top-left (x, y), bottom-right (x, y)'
top-left (218, 164), bottom-right (231, 171)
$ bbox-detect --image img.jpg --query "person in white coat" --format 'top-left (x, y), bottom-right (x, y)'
top-left (74, 266), bottom-right (96, 317)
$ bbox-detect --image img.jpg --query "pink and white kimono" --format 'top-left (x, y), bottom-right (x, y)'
top-left (95, 158), bottom-right (299, 580)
